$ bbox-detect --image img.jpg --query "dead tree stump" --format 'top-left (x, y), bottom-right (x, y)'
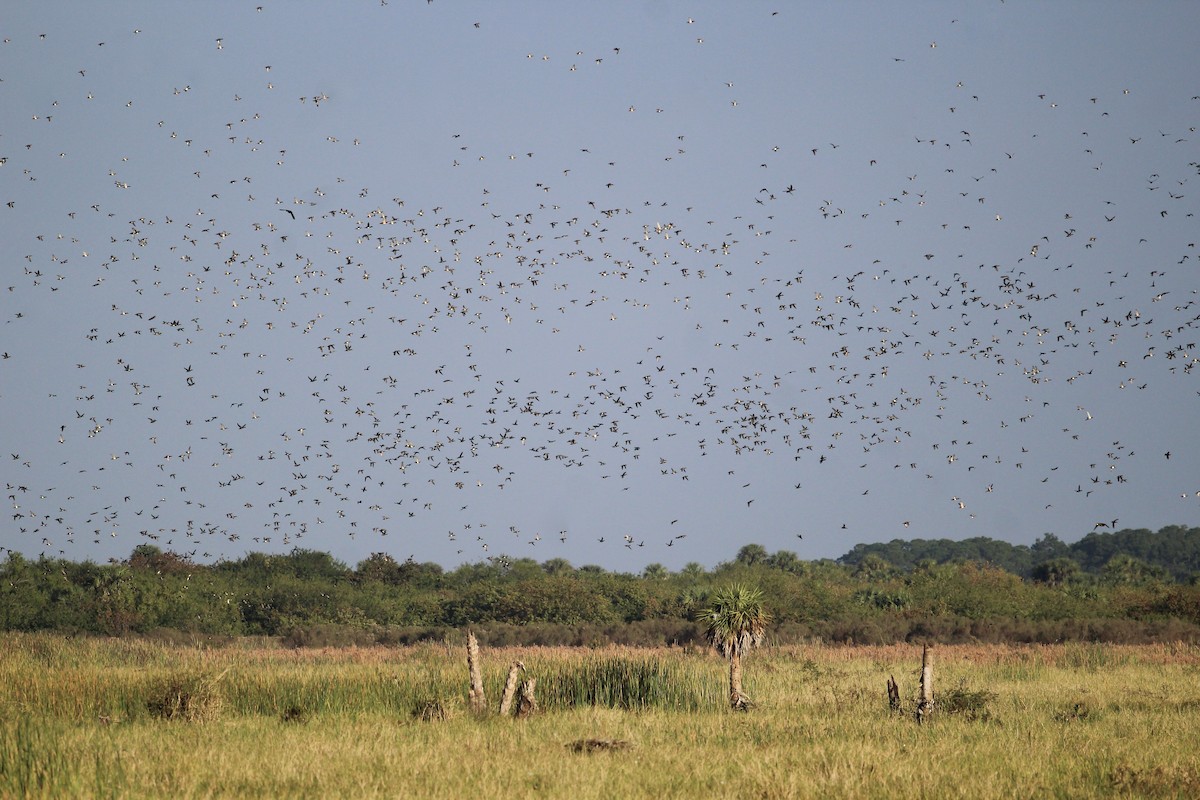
top-left (499, 661), bottom-right (525, 716)
top-left (887, 674), bottom-right (901, 713)
top-left (466, 632), bottom-right (487, 714)
top-left (516, 678), bottom-right (538, 718)
top-left (916, 644), bottom-right (934, 724)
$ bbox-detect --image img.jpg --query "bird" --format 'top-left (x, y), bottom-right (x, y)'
top-left (1, 2), bottom-right (1194, 579)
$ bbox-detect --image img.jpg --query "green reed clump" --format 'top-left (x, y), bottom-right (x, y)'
top-left (536, 655), bottom-right (721, 711)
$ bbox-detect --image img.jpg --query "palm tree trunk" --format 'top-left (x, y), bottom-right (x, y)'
top-left (729, 652), bottom-right (748, 709)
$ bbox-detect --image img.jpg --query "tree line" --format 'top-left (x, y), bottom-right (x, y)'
top-left (837, 524), bottom-right (1200, 581)
top-left (2, 524), bottom-right (1199, 645)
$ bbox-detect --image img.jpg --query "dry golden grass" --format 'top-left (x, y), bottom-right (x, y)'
top-left (3, 635), bottom-right (1200, 798)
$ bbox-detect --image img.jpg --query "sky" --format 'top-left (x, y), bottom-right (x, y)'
top-left (1, 1), bottom-right (1198, 572)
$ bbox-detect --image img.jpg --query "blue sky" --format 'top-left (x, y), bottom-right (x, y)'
top-left (2, 1), bottom-right (1198, 571)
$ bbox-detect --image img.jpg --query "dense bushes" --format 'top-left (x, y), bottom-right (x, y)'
top-left (275, 614), bottom-right (1200, 648)
top-left (840, 526), bottom-right (1200, 582)
top-left (5, 526), bottom-right (1200, 645)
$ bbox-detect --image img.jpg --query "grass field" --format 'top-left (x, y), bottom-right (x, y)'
top-left (3, 634), bottom-right (1200, 798)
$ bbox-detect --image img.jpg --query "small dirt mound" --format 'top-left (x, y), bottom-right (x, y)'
top-left (280, 705), bottom-right (310, 724)
top-left (566, 738), bottom-right (632, 754)
top-left (412, 697), bottom-right (458, 722)
top-left (147, 671), bottom-right (226, 722)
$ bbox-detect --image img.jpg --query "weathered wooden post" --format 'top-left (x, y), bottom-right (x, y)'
top-left (516, 678), bottom-right (538, 718)
top-left (887, 674), bottom-right (901, 713)
top-left (916, 644), bottom-right (934, 724)
top-left (499, 661), bottom-right (525, 716)
top-left (466, 632), bottom-right (487, 714)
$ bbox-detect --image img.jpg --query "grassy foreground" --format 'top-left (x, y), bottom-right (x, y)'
top-left (3, 635), bottom-right (1200, 798)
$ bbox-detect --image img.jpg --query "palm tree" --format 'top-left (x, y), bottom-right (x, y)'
top-left (697, 583), bottom-right (771, 710)
top-left (641, 562), bottom-right (670, 580)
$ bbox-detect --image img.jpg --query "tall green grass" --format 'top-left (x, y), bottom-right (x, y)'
top-left (0, 715), bottom-right (126, 799)
top-left (0, 716), bottom-right (72, 797)
top-left (536, 653), bottom-right (723, 711)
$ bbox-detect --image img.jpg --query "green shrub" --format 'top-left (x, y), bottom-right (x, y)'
top-left (938, 680), bottom-right (997, 722)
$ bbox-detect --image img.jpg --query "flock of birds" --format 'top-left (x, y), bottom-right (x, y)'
top-left (1, 5), bottom-right (1198, 568)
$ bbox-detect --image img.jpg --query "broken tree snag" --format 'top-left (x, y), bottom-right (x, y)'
top-left (516, 678), bottom-right (538, 719)
top-left (499, 661), bottom-right (525, 717)
top-left (466, 632), bottom-right (487, 714)
top-left (887, 674), bottom-right (901, 713)
top-left (916, 644), bottom-right (934, 724)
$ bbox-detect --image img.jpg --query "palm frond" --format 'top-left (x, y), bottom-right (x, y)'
top-left (697, 583), bottom-right (770, 659)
